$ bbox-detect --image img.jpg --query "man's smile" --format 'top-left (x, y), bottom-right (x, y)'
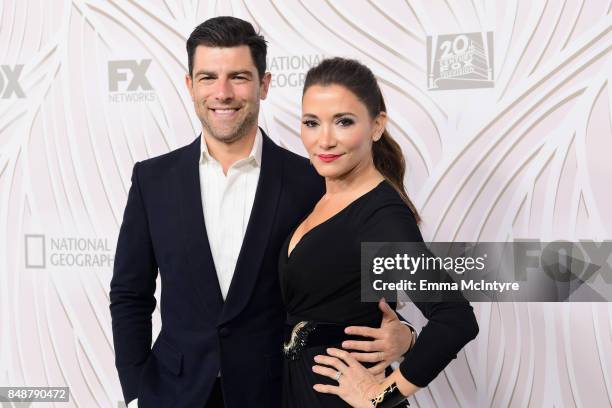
top-left (209, 107), bottom-right (241, 118)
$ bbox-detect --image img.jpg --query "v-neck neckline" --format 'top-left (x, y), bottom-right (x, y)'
top-left (286, 180), bottom-right (387, 260)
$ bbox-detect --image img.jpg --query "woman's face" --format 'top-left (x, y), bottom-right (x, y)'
top-left (301, 84), bottom-right (385, 179)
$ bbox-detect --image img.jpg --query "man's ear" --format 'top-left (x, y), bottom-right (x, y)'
top-left (185, 73), bottom-right (195, 101)
top-left (259, 71), bottom-right (272, 100)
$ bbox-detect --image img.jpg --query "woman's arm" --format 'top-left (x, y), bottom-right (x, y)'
top-left (399, 300), bottom-right (479, 387)
top-left (360, 202), bottom-right (479, 388)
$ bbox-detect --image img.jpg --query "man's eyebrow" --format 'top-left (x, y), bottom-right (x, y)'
top-left (228, 70), bottom-right (253, 77)
top-left (193, 70), bottom-right (254, 78)
top-left (194, 70), bottom-right (216, 77)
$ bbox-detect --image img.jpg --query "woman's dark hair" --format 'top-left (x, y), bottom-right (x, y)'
top-left (186, 16), bottom-right (267, 80)
top-left (303, 57), bottom-right (421, 223)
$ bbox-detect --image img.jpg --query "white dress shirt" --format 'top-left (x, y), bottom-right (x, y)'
top-left (127, 130), bottom-right (262, 408)
top-left (199, 128), bottom-right (262, 299)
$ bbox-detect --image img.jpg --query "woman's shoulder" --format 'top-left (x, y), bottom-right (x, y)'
top-left (357, 180), bottom-right (422, 240)
top-left (360, 180), bottom-right (414, 215)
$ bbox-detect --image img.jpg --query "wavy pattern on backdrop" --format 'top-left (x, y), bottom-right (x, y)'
top-left (0, 1), bottom-right (610, 407)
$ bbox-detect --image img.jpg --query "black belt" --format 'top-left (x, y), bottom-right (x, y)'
top-left (283, 321), bottom-right (368, 360)
top-left (282, 321), bottom-right (410, 407)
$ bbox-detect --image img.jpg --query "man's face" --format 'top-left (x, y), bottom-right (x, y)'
top-left (186, 45), bottom-right (271, 144)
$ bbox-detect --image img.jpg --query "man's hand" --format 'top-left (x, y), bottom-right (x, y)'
top-left (341, 298), bottom-right (415, 375)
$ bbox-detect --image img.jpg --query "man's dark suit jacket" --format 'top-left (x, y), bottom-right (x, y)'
top-left (110, 130), bottom-right (324, 407)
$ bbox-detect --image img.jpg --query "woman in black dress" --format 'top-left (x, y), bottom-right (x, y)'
top-left (279, 58), bottom-right (479, 407)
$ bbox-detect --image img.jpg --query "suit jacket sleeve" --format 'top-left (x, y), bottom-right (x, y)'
top-left (110, 162), bottom-right (158, 403)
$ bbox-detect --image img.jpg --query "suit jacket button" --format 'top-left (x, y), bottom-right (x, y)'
top-left (219, 327), bottom-right (231, 337)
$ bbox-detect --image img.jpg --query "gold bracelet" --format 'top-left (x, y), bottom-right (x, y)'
top-left (370, 382), bottom-right (408, 407)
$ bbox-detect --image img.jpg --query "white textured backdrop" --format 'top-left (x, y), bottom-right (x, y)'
top-left (0, 1), bottom-right (611, 407)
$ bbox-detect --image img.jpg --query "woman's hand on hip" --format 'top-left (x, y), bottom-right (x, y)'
top-left (312, 347), bottom-right (383, 408)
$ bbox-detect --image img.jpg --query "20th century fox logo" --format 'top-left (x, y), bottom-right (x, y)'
top-left (108, 59), bottom-right (156, 103)
top-left (427, 32), bottom-right (494, 90)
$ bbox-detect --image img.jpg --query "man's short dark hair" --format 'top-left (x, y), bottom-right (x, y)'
top-left (186, 16), bottom-right (267, 80)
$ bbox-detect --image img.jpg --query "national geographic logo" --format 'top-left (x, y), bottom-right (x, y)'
top-left (24, 234), bottom-right (114, 269)
top-left (427, 32), bottom-right (494, 90)
top-left (0, 65), bottom-right (25, 98)
top-left (108, 59), bottom-right (156, 103)
top-left (267, 54), bottom-right (326, 88)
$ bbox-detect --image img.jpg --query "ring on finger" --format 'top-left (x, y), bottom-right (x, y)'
top-left (334, 371), bottom-right (342, 381)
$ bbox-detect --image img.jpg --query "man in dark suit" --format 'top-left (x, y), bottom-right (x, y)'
top-left (110, 16), bottom-right (416, 408)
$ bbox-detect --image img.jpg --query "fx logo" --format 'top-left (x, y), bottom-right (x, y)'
top-left (108, 59), bottom-right (153, 92)
top-left (0, 65), bottom-right (26, 98)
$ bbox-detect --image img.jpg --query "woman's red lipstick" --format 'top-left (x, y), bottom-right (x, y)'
top-left (317, 154), bottom-right (342, 163)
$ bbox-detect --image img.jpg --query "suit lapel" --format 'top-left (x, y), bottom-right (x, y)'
top-left (175, 136), bottom-right (224, 318)
top-left (220, 130), bottom-right (283, 325)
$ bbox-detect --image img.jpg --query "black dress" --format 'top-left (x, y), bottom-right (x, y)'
top-left (278, 180), bottom-right (479, 407)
